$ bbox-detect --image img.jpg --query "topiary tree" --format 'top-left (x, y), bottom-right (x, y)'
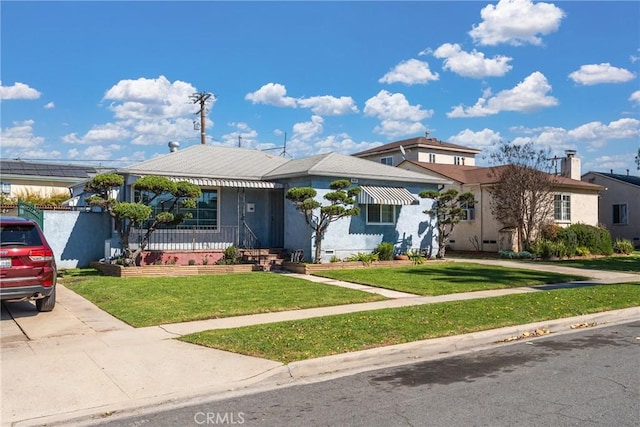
top-left (84, 173), bottom-right (202, 266)
top-left (286, 179), bottom-right (360, 263)
top-left (420, 188), bottom-right (475, 259)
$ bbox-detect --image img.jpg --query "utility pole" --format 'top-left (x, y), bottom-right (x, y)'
top-left (190, 91), bottom-right (214, 145)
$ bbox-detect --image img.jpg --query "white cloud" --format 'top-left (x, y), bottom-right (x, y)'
top-left (378, 59), bottom-right (439, 85)
top-left (567, 118), bottom-right (640, 147)
top-left (447, 71), bottom-right (558, 118)
top-left (364, 90), bottom-right (433, 121)
top-left (583, 154), bottom-right (633, 173)
top-left (245, 83), bottom-right (297, 107)
top-left (0, 120), bottom-right (44, 148)
top-left (432, 43), bottom-right (513, 78)
top-left (449, 128), bottom-right (503, 150)
top-left (0, 81), bottom-right (42, 100)
top-left (44, 101), bottom-right (55, 109)
top-left (292, 115), bottom-right (324, 142)
top-left (297, 95), bottom-right (359, 115)
top-left (469, 0), bottom-right (565, 46)
top-left (569, 63), bottom-right (636, 85)
top-left (364, 90), bottom-right (432, 137)
top-left (103, 75), bottom-right (198, 119)
top-left (82, 144), bottom-right (122, 160)
top-left (374, 120), bottom-right (427, 139)
top-left (220, 122), bottom-right (260, 149)
top-left (630, 90), bottom-right (640, 105)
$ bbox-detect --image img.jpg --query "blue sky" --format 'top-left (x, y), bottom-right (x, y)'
top-left (2, 1), bottom-right (639, 175)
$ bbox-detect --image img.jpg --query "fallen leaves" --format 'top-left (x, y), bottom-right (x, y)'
top-left (570, 322), bottom-right (597, 329)
top-left (499, 328), bottom-right (551, 343)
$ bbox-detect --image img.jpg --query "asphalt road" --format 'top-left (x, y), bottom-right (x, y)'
top-left (94, 321), bottom-right (640, 427)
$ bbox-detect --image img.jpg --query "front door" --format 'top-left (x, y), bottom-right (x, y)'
top-left (269, 190), bottom-right (284, 247)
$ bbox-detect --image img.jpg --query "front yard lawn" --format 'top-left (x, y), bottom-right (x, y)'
top-left (64, 273), bottom-right (386, 327)
top-left (181, 283), bottom-right (640, 363)
top-left (312, 262), bottom-right (586, 296)
top-left (545, 253), bottom-right (640, 273)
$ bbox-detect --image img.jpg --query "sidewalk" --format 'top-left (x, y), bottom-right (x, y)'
top-left (1, 261), bottom-right (638, 426)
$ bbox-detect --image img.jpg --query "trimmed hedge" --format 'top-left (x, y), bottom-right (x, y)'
top-left (532, 223), bottom-right (613, 259)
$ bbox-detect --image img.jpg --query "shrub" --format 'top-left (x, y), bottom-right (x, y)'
top-left (556, 224), bottom-right (612, 256)
top-left (329, 255), bottom-right (340, 263)
top-left (575, 246), bottom-right (591, 257)
top-left (613, 239), bottom-right (634, 255)
top-left (347, 252), bottom-right (379, 266)
top-left (373, 242), bottom-right (395, 261)
top-left (539, 221), bottom-right (561, 241)
top-left (499, 250), bottom-right (516, 259)
top-left (407, 249), bottom-right (425, 265)
top-left (217, 246), bottom-right (240, 265)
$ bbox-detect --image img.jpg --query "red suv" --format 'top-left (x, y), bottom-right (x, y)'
top-left (0, 216), bottom-right (57, 312)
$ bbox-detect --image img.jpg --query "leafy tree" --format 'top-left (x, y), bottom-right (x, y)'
top-left (286, 179), bottom-right (360, 263)
top-left (84, 173), bottom-right (201, 266)
top-left (488, 141), bottom-right (554, 252)
top-left (420, 188), bottom-right (475, 259)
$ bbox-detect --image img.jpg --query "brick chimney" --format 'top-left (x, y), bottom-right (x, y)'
top-left (560, 149), bottom-right (581, 180)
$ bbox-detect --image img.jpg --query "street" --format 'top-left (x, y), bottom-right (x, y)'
top-left (94, 321), bottom-right (640, 427)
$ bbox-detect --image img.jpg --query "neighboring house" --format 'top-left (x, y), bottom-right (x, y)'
top-left (582, 171), bottom-right (640, 247)
top-left (352, 132), bottom-right (481, 167)
top-left (74, 144), bottom-right (450, 263)
top-left (353, 136), bottom-right (602, 252)
top-left (0, 159), bottom-right (107, 201)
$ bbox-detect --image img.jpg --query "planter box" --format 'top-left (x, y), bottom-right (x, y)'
top-left (282, 259), bottom-right (416, 274)
top-left (90, 262), bottom-right (258, 277)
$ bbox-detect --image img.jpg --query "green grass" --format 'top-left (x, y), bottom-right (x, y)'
top-left (312, 262), bottom-right (586, 296)
top-left (64, 273), bottom-right (385, 327)
top-left (181, 283), bottom-right (640, 363)
top-left (545, 253), bottom-right (640, 273)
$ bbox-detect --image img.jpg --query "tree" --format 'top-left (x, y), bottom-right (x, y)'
top-left (488, 141), bottom-right (555, 252)
top-left (84, 173), bottom-right (201, 266)
top-left (285, 179), bottom-right (360, 263)
top-left (419, 188), bottom-right (475, 259)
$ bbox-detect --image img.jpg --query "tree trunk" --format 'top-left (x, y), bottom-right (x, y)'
top-left (314, 232), bottom-right (323, 263)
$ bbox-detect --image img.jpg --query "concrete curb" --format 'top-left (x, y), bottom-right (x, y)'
top-left (30, 307), bottom-right (640, 427)
top-left (284, 306), bottom-right (640, 380)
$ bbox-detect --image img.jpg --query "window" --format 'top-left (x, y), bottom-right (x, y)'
top-left (136, 188), bottom-right (218, 229)
top-left (460, 200), bottom-right (475, 221)
top-left (613, 204), bottom-right (628, 225)
top-left (428, 153), bottom-right (436, 163)
top-left (1, 182), bottom-right (10, 194)
top-left (554, 194), bottom-right (571, 222)
top-left (380, 157), bottom-right (393, 166)
top-left (454, 156), bottom-right (464, 165)
top-left (366, 204), bottom-right (396, 224)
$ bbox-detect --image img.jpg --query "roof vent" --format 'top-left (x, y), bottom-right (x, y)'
top-left (168, 141), bottom-right (180, 153)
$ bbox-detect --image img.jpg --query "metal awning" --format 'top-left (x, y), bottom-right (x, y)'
top-left (168, 177), bottom-right (283, 189)
top-left (358, 185), bottom-right (418, 205)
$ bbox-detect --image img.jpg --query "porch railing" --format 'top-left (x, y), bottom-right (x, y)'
top-left (131, 226), bottom-right (238, 251)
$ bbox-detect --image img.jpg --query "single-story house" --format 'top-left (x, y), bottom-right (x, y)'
top-left (0, 159), bottom-right (109, 202)
top-left (74, 144), bottom-right (451, 263)
top-left (582, 171), bottom-right (640, 247)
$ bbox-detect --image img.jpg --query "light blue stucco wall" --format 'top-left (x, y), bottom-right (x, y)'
top-left (281, 177), bottom-right (439, 263)
top-left (42, 211), bottom-right (112, 269)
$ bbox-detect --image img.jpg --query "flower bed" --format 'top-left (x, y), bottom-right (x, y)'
top-left (90, 262), bottom-right (258, 277)
top-left (281, 259), bottom-right (417, 274)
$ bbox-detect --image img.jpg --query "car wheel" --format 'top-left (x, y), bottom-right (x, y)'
top-left (36, 286), bottom-right (56, 312)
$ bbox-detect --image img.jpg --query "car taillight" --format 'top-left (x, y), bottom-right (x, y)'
top-left (28, 249), bottom-right (54, 262)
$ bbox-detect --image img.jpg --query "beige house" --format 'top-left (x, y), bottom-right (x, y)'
top-left (582, 171), bottom-right (640, 247)
top-left (352, 132), bottom-right (481, 167)
top-left (354, 136), bottom-right (603, 252)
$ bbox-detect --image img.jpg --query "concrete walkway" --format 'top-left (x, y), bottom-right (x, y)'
top-left (1, 260), bottom-right (638, 427)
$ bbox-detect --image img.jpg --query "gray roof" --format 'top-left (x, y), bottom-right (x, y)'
top-left (585, 171), bottom-right (640, 187)
top-left (264, 152), bottom-right (450, 184)
top-left (0, 159), bottom-right (105, 179)
top-left (119, 145), bottom-right (289, 180)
